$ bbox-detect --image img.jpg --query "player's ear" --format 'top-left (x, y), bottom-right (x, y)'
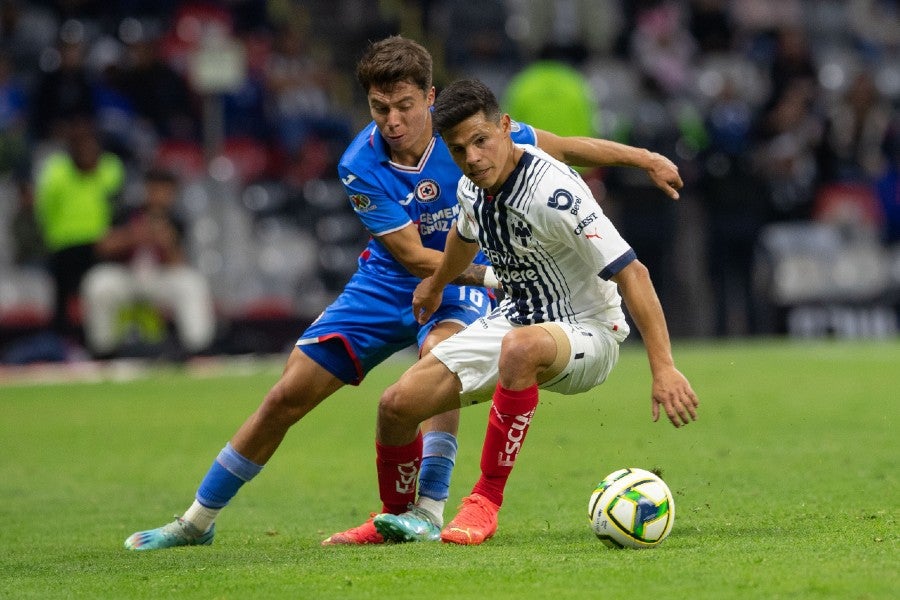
top-left (426, 86), bottom-right (436, 106)
top-left (500, 113), bottom-right (511, 134)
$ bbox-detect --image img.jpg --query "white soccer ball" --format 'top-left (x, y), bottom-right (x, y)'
top-left (588, 467), bottom-right (675, 549)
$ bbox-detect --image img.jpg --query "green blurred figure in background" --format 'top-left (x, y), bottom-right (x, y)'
top-left (503, 43), bottom-right (598, 140)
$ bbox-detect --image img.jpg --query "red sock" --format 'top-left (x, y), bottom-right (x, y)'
top-left (472, 383), bottom-right (539, 507)
top-left (376, 432), bottom-right (422, 514)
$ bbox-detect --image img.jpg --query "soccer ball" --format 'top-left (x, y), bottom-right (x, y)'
top-left (588, 467), bottom-right (675, 549)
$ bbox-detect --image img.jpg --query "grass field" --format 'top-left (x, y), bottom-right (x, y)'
top-left (0, 339), bottom-right (897, 599)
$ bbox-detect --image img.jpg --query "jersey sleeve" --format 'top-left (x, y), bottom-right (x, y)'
top-left (339, 165), bottom-right (413, 236)
top-left (539, 181), bottom-right (635, 280)
top-left (454, 178), bottom-right (479, 243)
top-left (509, 119), bottom-right (537, 145)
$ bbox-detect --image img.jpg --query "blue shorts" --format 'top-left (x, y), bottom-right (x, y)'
top-left (297, 270), bottom-right (491, 385)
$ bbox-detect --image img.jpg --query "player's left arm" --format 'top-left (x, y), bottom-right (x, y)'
top-left (534, 129), bottom-right (683, 200)
top-left (610, 259), bottom-right (699, 427)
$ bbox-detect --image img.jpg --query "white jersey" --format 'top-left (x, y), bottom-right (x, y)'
top-left (455, 144), bottom-right (633, 338)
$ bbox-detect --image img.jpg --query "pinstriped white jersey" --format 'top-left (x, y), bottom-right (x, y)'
top-left (455, 144), bottom-right (634, 335)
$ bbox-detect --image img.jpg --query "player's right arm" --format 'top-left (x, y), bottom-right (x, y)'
top-left (413, 226), bottom-right (480, 324)
top-left (377, 225), bottom-right (496, 288)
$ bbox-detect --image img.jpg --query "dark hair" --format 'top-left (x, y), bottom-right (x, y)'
top-left (356, 35), bottom-right (432, 94)
top-left (432, 79), bottom-right (502, 133)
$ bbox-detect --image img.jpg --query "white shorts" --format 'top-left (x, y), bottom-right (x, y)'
top-left (430, 312), bottom-right (622, 406)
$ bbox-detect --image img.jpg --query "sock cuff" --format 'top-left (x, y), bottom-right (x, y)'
top-left (422, 430), bottom-right (458, 460)
top-left (376, 431), bottom-right (423, 462)
top-left (217, 442), bottom-right (263, 482)
top-left (493, 383), bottom-right (539, 414)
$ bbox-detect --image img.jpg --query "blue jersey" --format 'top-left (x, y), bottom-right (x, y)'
top-left (338, 119), bottom-right (537, 278)
top-left (298, 120), bottom-right (537, 385)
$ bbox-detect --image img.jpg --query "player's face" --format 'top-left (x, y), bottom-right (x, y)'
top-left (367, 81), bottom-right (435, 165)
top-left (442, 112), bottom-right (516, 195)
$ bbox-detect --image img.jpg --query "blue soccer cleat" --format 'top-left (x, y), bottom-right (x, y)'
top-left (124, 517), bottom-right (215, 551)
top-left (373, 506), bottom-right (441, 543)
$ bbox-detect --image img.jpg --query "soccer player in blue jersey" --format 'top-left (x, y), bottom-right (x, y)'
top-left (368, 79), bottom-right (698, 545)
top-left (123, 37), bottom-right (685, 550)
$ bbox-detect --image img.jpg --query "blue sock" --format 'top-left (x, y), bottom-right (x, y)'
top-left (418, 431), bottom-right (458, 501)
top-left (195, 443), bottom-right (263, 508)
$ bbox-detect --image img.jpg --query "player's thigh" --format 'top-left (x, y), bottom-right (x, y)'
top-left (429, 314), bottom-right (511, 406)
top-left (299, 273), bottom-right (419, 383)
top-left (384, 352), bottom-right (462, 423)
top-left (539, 323), bottom-right (620, 396)
top-left (273, 347), bottom-right (346, 414)
top-left (420, 320), bottom-right (465, 356)
top-left (416, 284), bottom-right (491, 351)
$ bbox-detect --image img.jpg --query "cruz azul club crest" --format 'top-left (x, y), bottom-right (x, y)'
top-left (415, 179), bottom-right (440, 203)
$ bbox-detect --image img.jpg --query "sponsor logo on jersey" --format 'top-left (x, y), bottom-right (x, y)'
top-left (341, 172), bottom-right (357, 185)
top-left (569, 196), bottom-right (582, 215)
top-left (415, 178), bottom-right (440, 203)
top-left (495, 266), bottom-right (540, 285)
top-left (349, 193), bottom-right (375, 212)
top-left (573, 212), bottom-right (598, 236)
top-left (510, 119), bottom-right (523, 133)
top-left (548, 189), bottom-right (574, 210)
top-left (485, 250), bottom-right (540, 284)
top-left (419, 205), bottom-right (458, 236)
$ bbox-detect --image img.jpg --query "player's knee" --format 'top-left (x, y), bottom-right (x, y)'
top-left (378, 383), bottom-right (416, 430)
top-left (498, 328), bottom-right (543, 376)
top-left (377, 385), bottom-right (403, 426)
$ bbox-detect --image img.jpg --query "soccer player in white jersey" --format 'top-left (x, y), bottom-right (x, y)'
top-left (123, 36), bottom-right (686, 552)
top-left (370, 79), bottom-right (699, 545)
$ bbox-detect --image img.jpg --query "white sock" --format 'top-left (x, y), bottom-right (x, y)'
top-left (415, 496), bottom-right (446, 527)
top-left (182, 500), bottom-right (220, 533)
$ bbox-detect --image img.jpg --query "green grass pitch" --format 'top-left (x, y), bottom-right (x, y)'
top-left (0, 339), bottom-right (896, 599)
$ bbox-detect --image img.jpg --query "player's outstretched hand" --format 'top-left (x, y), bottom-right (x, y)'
top-left (646, 152), bottom-right (683, 200)
top-left (413, 276), bottom-right (443, 324)
top-left (651, 366), bottom-right (698, 428)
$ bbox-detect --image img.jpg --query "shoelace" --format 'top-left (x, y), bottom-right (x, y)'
top-left (454, 496), bottom-right (494, 526)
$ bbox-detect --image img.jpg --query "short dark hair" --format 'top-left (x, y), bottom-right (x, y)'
top-left (432, 79), bottom-right (502, 134)
top-left (356, 35), bottom-right (432, 94)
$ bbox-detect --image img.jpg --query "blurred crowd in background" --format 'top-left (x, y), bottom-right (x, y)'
top-left (0, 0), bottom-right (898, 363)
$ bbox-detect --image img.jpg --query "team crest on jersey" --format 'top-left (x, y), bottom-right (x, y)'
top-left (415, 179), bottom-right (440, 203)
top-left (512, 219), bottom-right (532, 246)
top-left (349, 193), bottom-right (375, 212)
